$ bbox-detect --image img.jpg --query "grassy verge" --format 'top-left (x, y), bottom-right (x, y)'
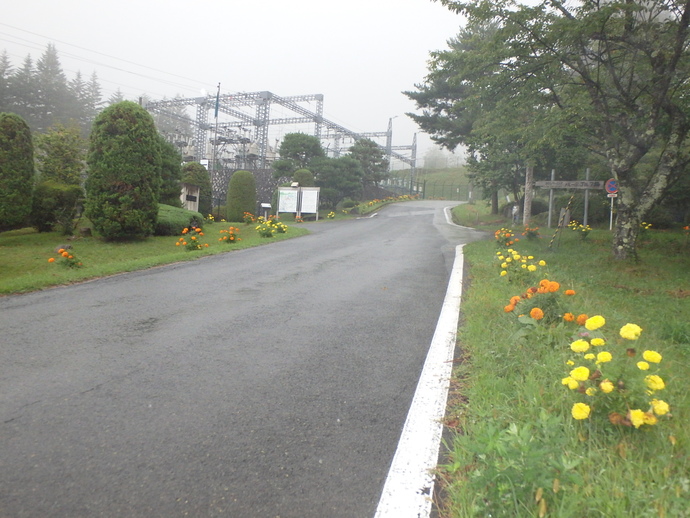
top-left (0, 221), bottom-right (309, 295)
top-left (440, 208), bottom-right (690, 517)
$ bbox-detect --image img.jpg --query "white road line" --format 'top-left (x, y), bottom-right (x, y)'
top-left (374, 243), bottom-right (465, 518)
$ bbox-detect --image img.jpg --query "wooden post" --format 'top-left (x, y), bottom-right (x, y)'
top-left (522, 164), bottom-right (534, 227)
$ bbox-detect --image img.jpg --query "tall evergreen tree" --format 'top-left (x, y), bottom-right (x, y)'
top-left (6, 55), bottom-right (37, 128)
top-left (0, 112), bottom-right (34, 230)
top-left (35, 124), bottom-right (85, 185)
top-left (0, 51), bottom-right (12, 113)
top-left (34, 44), bottom-right (70, 132)
top-left (85, 101), bottom-right (161, 239)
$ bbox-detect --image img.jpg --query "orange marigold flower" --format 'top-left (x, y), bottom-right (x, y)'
top-left (510, 296), bottom-right (521, 306)
top-left (62, 251), bottom-right (69, 257)
top-left (548, 281), bottom-right (560, 292)
top-left (58, 248), bottom-right (65, 254)
top-left (576, 314), bottom-right (589, 326)
top-left (504, 304), bottom-right (515, 313)
top-left (68, 255), bottom-right (73, 259)
top-left (48, 257), bottom-right (55, 263)
top-left (537, 286), bottom-right (549, 294)
top-left (563, 312), bottom-right (575, 322)
top-left (530, 307), bottom-right (545, 320)
top-left (539, 279), bottom-right (550, 287)
top-left (565, 289), bottom-right (576, 296)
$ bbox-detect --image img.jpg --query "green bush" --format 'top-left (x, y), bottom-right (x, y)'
top-left (0, 113), bottom-right (34, 231)
top-left (292, 168), bottom-right (315, 187)
top-left (226, 170), bottom-right (257, 222)
top-left (30, 181), bottom-right (83, 234)
top-left (85, 101), bottom-right (162, 240)
top-left (155, 204), bottom-right (204, 236)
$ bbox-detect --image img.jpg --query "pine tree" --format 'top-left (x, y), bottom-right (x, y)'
top-left (158, 136), bottom-right (183, 207)
top-left (0, 51), bottom-right (12, 113)
top-left (34, 44), bottom-right (70, 132)
top-left (6, 55), bottom-right (37, 128)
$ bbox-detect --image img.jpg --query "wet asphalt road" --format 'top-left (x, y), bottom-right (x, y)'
top-left (0, 201), bottom-right (485, 518)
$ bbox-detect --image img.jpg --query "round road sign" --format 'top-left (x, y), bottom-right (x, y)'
top-left (605, 178), bottom-right (618, 194)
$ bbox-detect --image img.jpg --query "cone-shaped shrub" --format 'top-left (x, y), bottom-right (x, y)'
top-left (226, 170), bottom-right (256, 222)
top-left (0, 113), bottom-right (34, 231)
top-left (85, 101), bottom-right (161, 240)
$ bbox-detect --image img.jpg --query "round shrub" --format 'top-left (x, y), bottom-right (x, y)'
top-left (292, 168), bottom-right (315, 187)
top-left (226, 170), bottom-right (257, 222)
top-left (155, 204), bottom-right (204, 236)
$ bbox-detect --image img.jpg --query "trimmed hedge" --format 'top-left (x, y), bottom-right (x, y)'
top-left (226, 170), bottom-right (257, 222)
top-left (155, 204), bottom-right (204, 236)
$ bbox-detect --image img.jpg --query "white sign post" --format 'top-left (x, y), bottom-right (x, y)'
top-left (277, 186), bottom-right (320, 219)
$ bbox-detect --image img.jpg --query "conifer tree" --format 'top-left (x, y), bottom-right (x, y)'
top-left (0, 112), bottom-right (34, 230)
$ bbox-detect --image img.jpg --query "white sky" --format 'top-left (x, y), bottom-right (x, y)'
top-left (0, 0), bottom-right (465, 161)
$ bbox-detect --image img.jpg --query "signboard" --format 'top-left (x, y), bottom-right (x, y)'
top-left (278, 188), bottom-right (298, 213)
top-left (605, 178), bottom-right (619, 194)
top-left (535, 180), bottom-right (604, 189)
top-left (300, 188), bottom-right (320, 214)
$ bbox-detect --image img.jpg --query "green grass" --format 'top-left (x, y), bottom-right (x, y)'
top-left (0, 221), bottom-right (309, 295)
top-left (440, 208), bottom-right (690, 517)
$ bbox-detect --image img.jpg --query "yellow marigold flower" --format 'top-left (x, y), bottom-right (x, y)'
top-left (651, 399), bottom-right (670, 416)
top-left (620, 323), bottom-right (643, 340)
top-left (570, 366), bottom-right (590, 381)
top-left (600, 380), bottom-right (615, 393)
top-left (645, 375), bottom-right (665, 391)
top-left (501, 262), bottom-right (508, 268)
top-left (527, 265), bottom-right (537, 272)
top-left (570, 339), bottom-right (590, 353)
top-left (629, 409), bottom-right (646, 428)
top-left (590, 338), bottom-right (605, 346)
top-left (521, 264), bottom-right (527, 269)
top-left (572, 403), bottom-right (591, 420)
top-left (539, 260), bottom-right (546, 266)
top-left (505, 257), bottom-right (512, 263)
top-left (513, 254), bottom-right (520, 260)
top-left (643, 413), bottom-right (658, 426)
top-left (528, 255), bottom-right (534, 260)
top-left (596, 351), bottom-right (612, 364)
top-left (642, 350), bottom-right (662, 363)
top-left (585, 315), bottom-right (606, 331)
top-left (637, 361), bottom-right (650, 371)
top-left (500, 270), bottom-right (508, 277)
top-left (566, 360), bottom-right (575, 366)
top-left (585, 387), bottom-right (597, 396)
top-left (562, 376), bottom-right (579, 390)
top-left (584, 353), bottom-right (595, 360)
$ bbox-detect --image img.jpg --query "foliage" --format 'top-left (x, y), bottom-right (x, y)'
top-left (0, 112), bottom-right (34, 231)
top-left (48, 246), bottom-right (83, 268)
top-left (1, 44), bottom-right (103, 136)
top-left (292, 168), bottom-right (315, 187)
top-left (85, 101), bottom-right (162, 240)
top-left (311, 156), bottom-right (364, 205)
top-left (226, 170), bottom-right (257, 222)
top-left (277, 132), bottom-right (325, 170)
top-left (181, 162), bottom-right (213, 216)
top-left (175, 226), bottom-right (208, 251)
top-left (415, 0), bottom-right (690, 260)
top-left (30, 181), bottom-right (83, 234)
top-left (439, 228), bottom-right (690, 518)
top-left (34, 124), bottom-right (85, 185)
top-left (255, 216), bottom-right (287, 237)
top-left (158, 137), bottom-right (183, 207)
top-left (347, 138), bottom-right (390, 186)
top-left (218, 226), bottom-right (241, 244)
top-left (154, 204), bottom-right (203, 236)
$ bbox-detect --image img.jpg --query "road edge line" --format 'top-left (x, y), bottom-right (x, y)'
top-left (374, 243), bottom-right (465, 517)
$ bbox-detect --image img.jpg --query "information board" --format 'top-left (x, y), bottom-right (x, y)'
top-left (300, 188), bottom-right (320, 214)
top-left (278, 188), bottom-right (298, 213)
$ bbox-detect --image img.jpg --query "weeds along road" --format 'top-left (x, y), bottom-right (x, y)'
top-left (0, 200), bottom-right (485, 518)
